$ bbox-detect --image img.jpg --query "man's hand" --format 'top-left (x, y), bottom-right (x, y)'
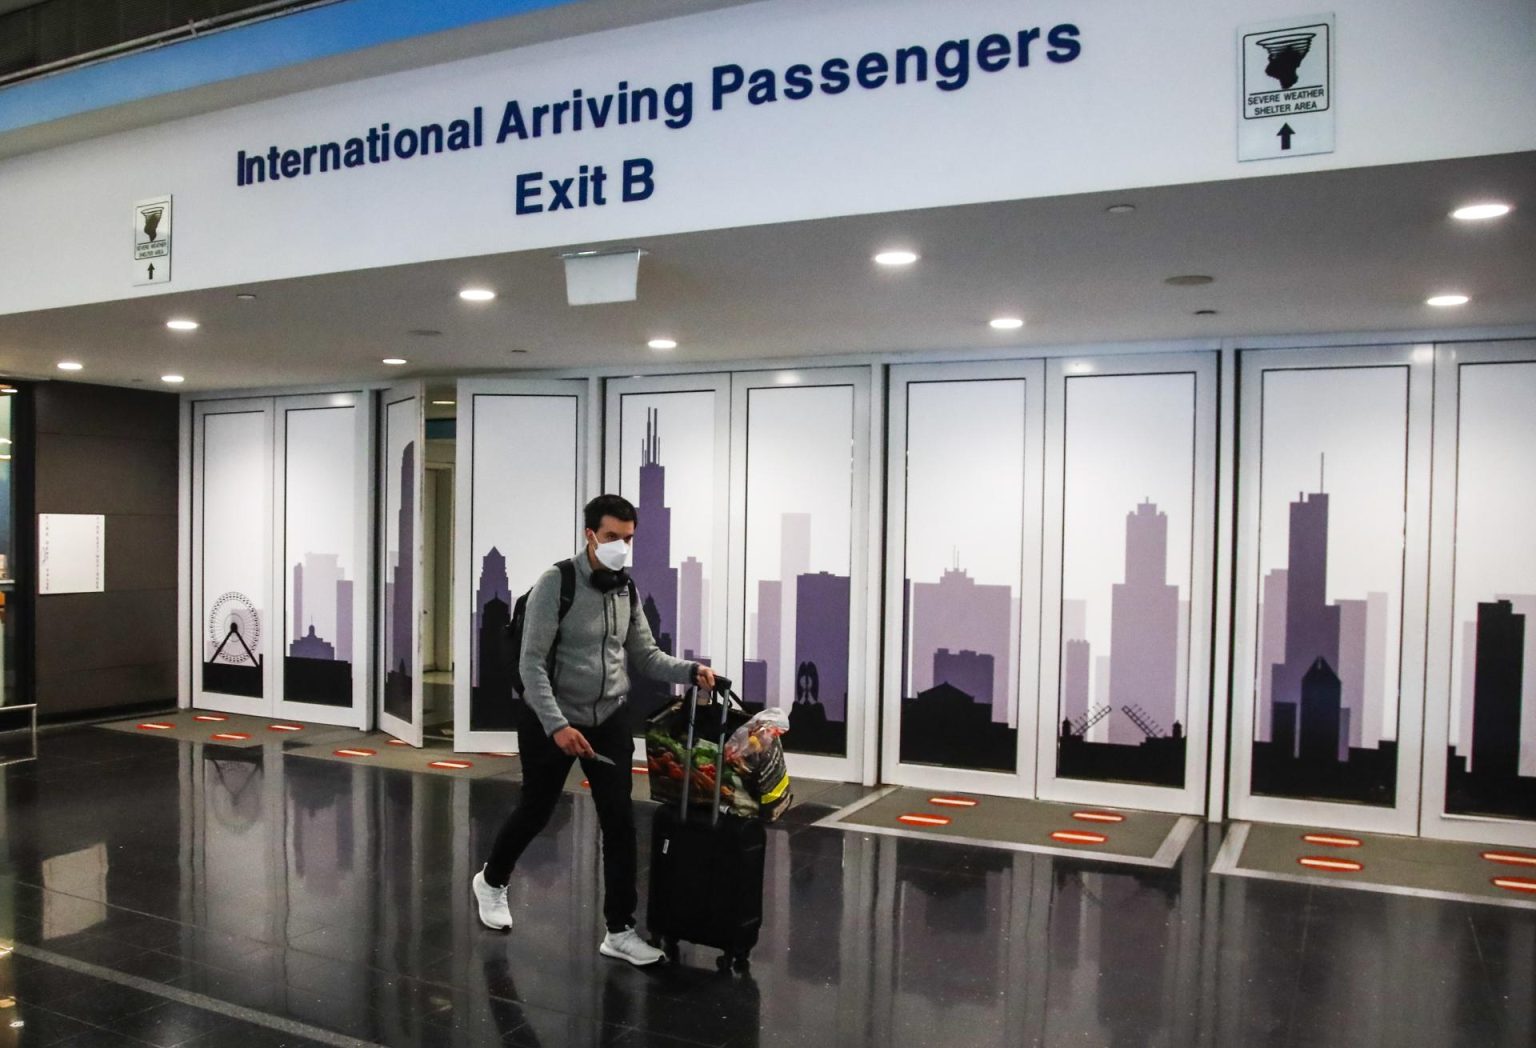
top-left (552, 726), bottom-right (596, 758)
top-left (695, 665), bottom-right (717, 691)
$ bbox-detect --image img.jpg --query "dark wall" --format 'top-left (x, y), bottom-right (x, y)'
top-left (32, 383), bottom-right (179, 719)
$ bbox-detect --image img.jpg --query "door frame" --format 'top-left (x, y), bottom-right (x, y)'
top-left (1419, 339), bottom-right (1536, 846)
top-left (726, 366), bottom-right (875, 786)
top-left (879, 359), bottom-right (1047, 798)
top-left (378, 383), bottom-right (426, 746)
top-left (1033, 351), bottom-right (1219, 815)
top-left (272, 391), bottom-right (373, 729)
top-left (191, 397), bottom-right (274, 718)
top-left (1226, 344), bottom-right (1434, 835)
top-left (452, 377), bottom-right (592, 755)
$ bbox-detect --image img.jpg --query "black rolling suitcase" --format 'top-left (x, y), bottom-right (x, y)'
top-left (647, 680), bottom-right (766, 973)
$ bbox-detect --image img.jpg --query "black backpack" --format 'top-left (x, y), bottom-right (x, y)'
top-left (508, 559), bottom-right (577, 698)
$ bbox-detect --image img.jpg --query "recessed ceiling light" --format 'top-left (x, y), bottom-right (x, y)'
top-left (1426, 293), bottom-right (1469, 307)
top-left (235, 293), bottom-right (257, 301)
top-left (1105, 204), bottom-right (1137, 214)
top-left (989, 317), bottom-right (1025, 330)
top-left (382, 357), bottom-right (408, 365)
top-left (1451, 202), bottom-right (1511, 221)
top-left (459, 288), bottom-right (496, 302)
top-left (648, 338), bottom-right (678, 351)
top-left (775, 372), bottom-right (801, 385)
top-left (432, 400), bottom-right (456, 406)
top-left (57, 361), bottom-right (83, 371)
top-left (1164, 274), bottom-right (1214, 286)
top-left (874, 250), bottom-right (918, 266)
top-left (161, 374), bottom-right (185, 384)
top-left (166, 319), bottom-right (199, 331)
top-left (1070, 362), bottom-right (1094, 373)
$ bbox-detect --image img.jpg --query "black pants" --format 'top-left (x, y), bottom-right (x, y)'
top-left (483, 709), bottom-right (638, 933)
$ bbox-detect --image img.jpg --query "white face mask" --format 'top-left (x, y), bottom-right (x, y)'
top-left (593, 537), bottom-right (630, 571)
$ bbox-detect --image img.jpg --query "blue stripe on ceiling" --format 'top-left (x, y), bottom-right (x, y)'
top-left (0, 0), bottom-right (583, 135)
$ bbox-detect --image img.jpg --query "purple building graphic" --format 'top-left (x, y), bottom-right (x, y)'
top-left (1447, 598), bottom-right (1536, 820)
top-left (471, 547), bottom-right (511, 688)
top-left (933, 649), bottom-right (993, 707)
top-left (1269, 492), bottom-right (1341, 753)
top-left (630, 410), bottom-right (678, 654)
top-left (286, 552), bottom-right (353, 708)
top-left (1063, 638), bottom-right (1091, 730)
top-left (1257, 568), bottom-right (1289, 733)
top-left (1252, 487), bottom-right (1399, 805)
top-left (911, 566), bottom-right (1012, 723)
top-left (794, 572), bottom-right (850, 722)
top-left (1107, 501), bottom-right (1180, 745)
top-left (756, 580), bottom-right (782, 702)
top-left (679, 556), bottom-right (703, 660)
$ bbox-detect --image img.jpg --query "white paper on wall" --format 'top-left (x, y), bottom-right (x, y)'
top-left (38, 513), bottom-right (105, 595)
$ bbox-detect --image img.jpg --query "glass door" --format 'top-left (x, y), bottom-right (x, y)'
top-left (378, 384), bottom-right (425, 746)
top-left (1034, 352), bottom-right (1219, 815)
top-left (1227, 346), bottom-right (1433, 835)
top-left (727, 367), bottom-right (874, 785)
top-left (881, 360), bottom-right (1046, 797)
top-left (453, 378), bottom-right (591, 754)
top-left (192, 398), bottom-right (274, 717)
top-left (272, 392), bottom-right (373, 728)
top-left (1420, 340), bottom-right (1536, 847)
top-left (603, 374), bottom-right (731, 743)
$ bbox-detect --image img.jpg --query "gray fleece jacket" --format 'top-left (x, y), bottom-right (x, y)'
top-left (519, 551), bottom-right (699, 736)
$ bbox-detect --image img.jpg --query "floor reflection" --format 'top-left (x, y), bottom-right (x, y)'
top-left (0, 729), bottom-right (1529, 1047)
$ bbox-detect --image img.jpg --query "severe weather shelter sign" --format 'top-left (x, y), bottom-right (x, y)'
top-left (1238, 15), bottom-right (1334, 161)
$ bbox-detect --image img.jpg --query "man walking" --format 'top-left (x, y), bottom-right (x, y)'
top-left (472, 494), bottom-right (714, 965)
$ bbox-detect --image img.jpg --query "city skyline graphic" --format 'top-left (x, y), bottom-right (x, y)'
top-left (1251, 485), bottom-right (1399, 805)
top-left (742, 385), bottom-right (857, 757)
top-left (1447, 598), bottom-right (1536, 819)
top-left (286, 552), bottom-right (354, 707)
top-left (1057, 500), bottom-right (1188, 788)
top-left (900, 561), bottom-right (1018, 772)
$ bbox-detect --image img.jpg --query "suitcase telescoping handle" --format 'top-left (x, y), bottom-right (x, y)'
top-left (678, 676), bottom-right (734, 827)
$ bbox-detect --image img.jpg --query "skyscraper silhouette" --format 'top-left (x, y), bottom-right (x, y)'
top-left (630, 409), bottom-right (678, 655)
top-left (1108, 501), bottom-right (1180, 744)
top-left (1471, 600), bottom-right (1525, 779)
top-left (1298, 657), bottom-right (1343, 765)
top-left (472, 547), bottom-right (510, 688)
top-left (679, 556), bottom-right (703, 658)
top-left (911, 566), bottom-right (1011, 721)
top-left (1270, 492), bottom-right (1340, 755)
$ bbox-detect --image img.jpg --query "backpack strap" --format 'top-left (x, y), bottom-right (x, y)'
top-left (556, 559), bottom-right (577, 622)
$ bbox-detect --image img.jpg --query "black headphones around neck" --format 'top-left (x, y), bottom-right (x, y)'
top-left (591, 567), bottom-right (631, 593)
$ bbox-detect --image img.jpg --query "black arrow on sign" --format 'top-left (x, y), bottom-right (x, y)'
top-left (147, 263), bottom-right (156, 279)
top-left (1277, 123), bottom-right (1296, 150)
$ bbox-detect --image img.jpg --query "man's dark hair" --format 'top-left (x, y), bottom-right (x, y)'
top-left (585, 494), bottom-right (638, 533)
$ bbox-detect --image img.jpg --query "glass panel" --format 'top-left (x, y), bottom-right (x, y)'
top-left (1444, 361), bottom-right (1536, 821)
top-left (201, 410), bottom-right (269, 699)
top-left (381, 398), bottom-right (417, 723)
top-left (743, 384), bottom-right (854, 757)
top-left (1250, 367), bottom-right (1408, 805)
top-left (468, 394), bottom-right (580, 731)
top-left (282, 405), bottom-right (359, 708)
top-left (0, 385), bottom-right (15, 709)
top-left (616, 390), bottom-right (721, 728)
top-left (899, 379), bottom-right (1025, 772)
top-left (1056, 373), bottom-right (1196, 788)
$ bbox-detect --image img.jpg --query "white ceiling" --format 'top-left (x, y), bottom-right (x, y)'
top-left (0, 150), bottom-right (1531, 393)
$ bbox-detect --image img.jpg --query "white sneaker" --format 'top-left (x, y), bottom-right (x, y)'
top-left (599, 928), bottom-right (666, 966)
top-left (472, 866), bottom-right (512, 930)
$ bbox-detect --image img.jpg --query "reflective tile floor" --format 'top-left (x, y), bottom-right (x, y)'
top-left (0, 727), bottom-right (1533, 1047)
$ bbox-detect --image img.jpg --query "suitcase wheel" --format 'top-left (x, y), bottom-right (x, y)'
top-left (716, 951), bottom-right (751, 974)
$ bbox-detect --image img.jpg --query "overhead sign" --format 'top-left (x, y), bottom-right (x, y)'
top-left (132, 195), bottom-right (171, 285)
top-left (1238, 15), bottom-right (1334, 161)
